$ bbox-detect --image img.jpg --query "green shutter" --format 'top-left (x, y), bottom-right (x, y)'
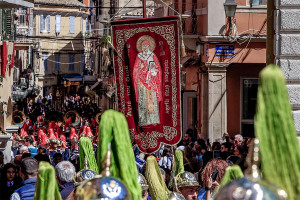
top-left (2, 9), bottom-right (15, 40)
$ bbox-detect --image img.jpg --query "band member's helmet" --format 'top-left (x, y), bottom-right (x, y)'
top-left (175, 172), bottom-right (200, 188)
top-left (168, 192), bottom-right (186, 200)
top-left (138, 173), bottom-right (149, 191)
top-left (74, 176), bottom-right (131, 200)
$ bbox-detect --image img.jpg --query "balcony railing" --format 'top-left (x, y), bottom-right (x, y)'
top-left (16, 26), bottom-right (32, 43)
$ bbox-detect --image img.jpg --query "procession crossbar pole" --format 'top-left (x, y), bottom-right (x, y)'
top-left (143, 0), bottom-right (146, 18)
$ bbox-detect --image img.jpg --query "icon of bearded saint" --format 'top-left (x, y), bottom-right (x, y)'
top-left (133, 36), bottom-right (162, 126)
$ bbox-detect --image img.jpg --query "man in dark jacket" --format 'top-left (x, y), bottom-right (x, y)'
top-left (10, 157), bottom-right (38, 200)
top-left (55, 161), bottom-right (76, 200)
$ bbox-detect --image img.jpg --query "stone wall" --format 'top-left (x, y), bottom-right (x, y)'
top-left (275, 0), bottom-right (300, 139)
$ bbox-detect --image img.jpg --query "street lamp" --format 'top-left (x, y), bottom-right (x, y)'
top-left (224, 0), bottom-right (237, 18)
top-left (224, 0), bottom-right (237, 31)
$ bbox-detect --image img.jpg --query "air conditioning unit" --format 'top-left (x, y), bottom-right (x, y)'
top-left (20, 78), bottom-right (26, 85)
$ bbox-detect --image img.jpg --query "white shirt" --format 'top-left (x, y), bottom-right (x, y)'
top-left (10, 192), bottom-right (21, 200)
top-left (158, 156), bottom-right (171, 169)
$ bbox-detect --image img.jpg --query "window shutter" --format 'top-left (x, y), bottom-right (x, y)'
top-left (47, 15), bottom-right (51, 33)
top-left (43, 53), bottom-right (48, 72)
top-left (55, 54), bottom-right (60, 72)
top-left (69, 54), bottom-right (75, 71)
top-left (44, 59), bottom-right (48, 72)
top-left (85, 18), bottom-right (88, 32)
top-left (81, 54), bottom-right (85, 73)
top-left (40, 14), bottom-right (44, 32)
top-left (55, 15), bottom-right (61, 33)
top-left (81, 17), bottom-right (83, 33)
top-left (69, 16), bottom-right (75, 34)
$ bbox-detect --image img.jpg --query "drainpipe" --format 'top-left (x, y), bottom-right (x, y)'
top-left (266, 0), bottom-right (275, 65)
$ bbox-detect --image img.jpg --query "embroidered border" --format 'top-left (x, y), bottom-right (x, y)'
top-left (130, 126), bottom-right (177, 149)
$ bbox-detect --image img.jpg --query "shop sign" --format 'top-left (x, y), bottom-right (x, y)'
top-left (215, 45), bottom-right (235, 57)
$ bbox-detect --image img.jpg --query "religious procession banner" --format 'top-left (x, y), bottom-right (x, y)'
top-left (111, 16), bottom-right (182, 153)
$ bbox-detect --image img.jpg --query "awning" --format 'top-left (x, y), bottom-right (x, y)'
top-left (66, 78), bottom-right (83, 82)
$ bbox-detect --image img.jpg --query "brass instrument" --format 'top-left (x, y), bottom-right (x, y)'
top-left (12, 111), bottom-right (26, 128)
top-left (64, 110), bottom-right (81, 127)
top-left (95, 112), bottom-right (102, 125)
top-left (82, 97), bottom-right (90, 105)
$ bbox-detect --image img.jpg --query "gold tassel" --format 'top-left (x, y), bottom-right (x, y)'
top-left (180, 39), bottom-right (186, 57)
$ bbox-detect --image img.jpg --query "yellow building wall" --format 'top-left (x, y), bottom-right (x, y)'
top-left (0, 70), bottom-right (14, 129)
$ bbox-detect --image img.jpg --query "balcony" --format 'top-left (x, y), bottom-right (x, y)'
top-left (16, 25), bottom-right (33, 43)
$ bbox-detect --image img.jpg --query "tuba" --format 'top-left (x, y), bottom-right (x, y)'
top-left (95, 112), bottom-right (102, 125)
top-left (12, 111), bottom-right (26, 128)
top-left (64, 110), bottom-right (81, 127)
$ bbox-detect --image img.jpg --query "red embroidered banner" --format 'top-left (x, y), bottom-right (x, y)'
top-left (112, 16), bottom-right (182, 153)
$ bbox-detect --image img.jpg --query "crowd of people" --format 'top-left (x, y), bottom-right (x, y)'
top-left (0, 93), bottom-right (254, 200)
top-left (134, 131), bottom-right (251, 200)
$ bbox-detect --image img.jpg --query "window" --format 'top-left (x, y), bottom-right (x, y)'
top-left (251, 0), bottom-right (267, 6)
top-left (42, 53), bottom-right (48, 72)
top-left (55, 54), bottom-right (60, 72)
top-left (241, 78), bottom-right (258, 137)
top-left (69, 54), bottom-right (75, 71)
top-left (18, 9), bottom-right (27, 26)
top-left (81, 17), bottom-right (84, 33)
top-left (182, 91), bottom-right (198, 136)
top-left (81, 54), bottom-right (85, 73)
top-left (40, 15), bottom-right (50, 33)
top-left (55, 15), bottom-right (61, 33)
top-left (69, 16), bottom-right (75, 34)
top-left (85, 18), bottom-right (89, 32)
top-left (19, 14), bottom-right (26, 26)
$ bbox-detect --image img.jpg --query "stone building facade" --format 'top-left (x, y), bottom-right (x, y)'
top-left (275, 0), bottom-right (300, 140)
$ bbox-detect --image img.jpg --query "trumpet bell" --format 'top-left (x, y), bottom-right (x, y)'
top-left (64, 111), bottom-right (81, 127)
top-left (12, 111), bottom-right (25, 128)
top-left (95, 113), bottom-right (102, 125)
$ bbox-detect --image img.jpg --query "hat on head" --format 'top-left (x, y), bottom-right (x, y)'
top-left (34, 161), bottom-right (61, 200)
top-left (176, 172), bottom-right (200, 188)
top-left (40, 134), bottom-right (49, 145)
top-left (138, 173), bottom-right (149, 191)
top-left (97, 110), bottom-right (141, 199)
top-left (48, 128), bottom-right (58, 143)
top-left (70, 128), bottom-right (79, 142)
top-left (20, 128), bottom-right (28, 137)
top-left (37, 116), bottom-right (43, 123)
top-left (85, 127), bottom-right (93, 138)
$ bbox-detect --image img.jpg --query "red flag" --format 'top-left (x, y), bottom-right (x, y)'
top-left (1, 41), bottom-right (7, 76)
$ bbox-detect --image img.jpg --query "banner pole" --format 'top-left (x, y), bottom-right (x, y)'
top-left (143, 0), bottom-right (146, 18)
